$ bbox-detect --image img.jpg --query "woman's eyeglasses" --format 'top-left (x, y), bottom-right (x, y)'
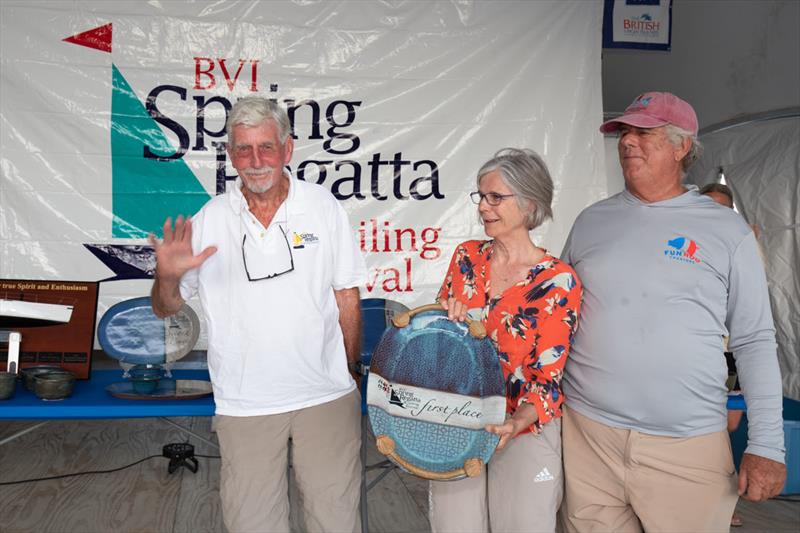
top-left (470, 191), bottom-right (516, 206)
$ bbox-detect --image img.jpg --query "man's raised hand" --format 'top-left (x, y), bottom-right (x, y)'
top-left (148, 216), bottom-right (217, 282)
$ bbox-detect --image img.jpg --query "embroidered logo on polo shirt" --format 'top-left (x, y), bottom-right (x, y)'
top-left (292, 231), bottom-right (319, 249)
top-left (664, 236), bottom-right (701, 264)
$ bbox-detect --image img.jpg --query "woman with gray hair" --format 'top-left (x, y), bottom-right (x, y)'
top-left (433, 148), bottom-right (582, 532)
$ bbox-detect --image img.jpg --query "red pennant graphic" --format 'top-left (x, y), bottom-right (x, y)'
top-left (63, 23), bottom-right (112, 53)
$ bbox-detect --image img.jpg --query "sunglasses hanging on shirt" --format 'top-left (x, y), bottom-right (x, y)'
top-left (241, 223), bottom-right (295, 282)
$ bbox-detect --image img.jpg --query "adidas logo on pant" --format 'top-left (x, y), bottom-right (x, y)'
top-left (533, 467), bottom-right (554, 482)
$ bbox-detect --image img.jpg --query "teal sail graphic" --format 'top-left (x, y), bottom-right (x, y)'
top-left (111, 64), bottom-right (210, 237)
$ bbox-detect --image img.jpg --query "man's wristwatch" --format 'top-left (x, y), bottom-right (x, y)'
top-left (348, 360), bottom-right (367, 375)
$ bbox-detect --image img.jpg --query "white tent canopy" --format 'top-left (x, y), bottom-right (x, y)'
top-left (687, 110), bottom-right (800, 401)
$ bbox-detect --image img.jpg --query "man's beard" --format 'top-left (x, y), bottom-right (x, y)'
top-left (242, 167), bottom-right (276, 194)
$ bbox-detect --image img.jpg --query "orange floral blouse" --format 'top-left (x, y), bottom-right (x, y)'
top-left (438, 240), bottom-right (582, 435)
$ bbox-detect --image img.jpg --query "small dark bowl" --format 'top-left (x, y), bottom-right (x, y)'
top-left (34, 371), bottom-right (76, 400)
top-left (129, 365), bottom-right (163, 395)
top-left (22, 365), bottom-right (67, 392)
top-left (0, 371), bottom-right (16, 400)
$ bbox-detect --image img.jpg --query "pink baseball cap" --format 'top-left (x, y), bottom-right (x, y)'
top-left (600, 92), bottom-right (698, 135)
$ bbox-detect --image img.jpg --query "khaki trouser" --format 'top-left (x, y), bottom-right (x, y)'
top-left (214, 390), bottom-right (362, 533)
top-left (562, 406), bottom-right (738, 533)
top-left (429, 418), bottom-right (563, 533)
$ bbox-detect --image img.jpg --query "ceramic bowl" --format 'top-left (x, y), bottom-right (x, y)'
top-left (33, 371), bottom-right (76, 400)
top-left (22, 365), bottom-right (67, 392)
top-left (129, 365), bottom-right (163, 395)
top-left (0, 371), bottom-right (17, 400)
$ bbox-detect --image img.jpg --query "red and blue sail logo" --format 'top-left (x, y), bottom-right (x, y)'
top-left (665, 237), bottom-right (701, 264)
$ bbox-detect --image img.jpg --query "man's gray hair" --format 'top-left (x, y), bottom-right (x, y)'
top-left (477, 148), bottom-right (554, 230)
top-left (226, 97), bottom-right (292, 146)
top-left (664, 124), bottom-right (703, 171)
top-left (699, 182), bottom-right (734, 202)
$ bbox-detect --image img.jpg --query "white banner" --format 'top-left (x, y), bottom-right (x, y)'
top-left (0, 1), bottom-right (605, 347)
top-left (367, 371), bottom-right (506, 430)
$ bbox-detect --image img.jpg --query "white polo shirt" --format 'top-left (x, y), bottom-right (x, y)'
top-left (180, 174), bottom-right (367, 416)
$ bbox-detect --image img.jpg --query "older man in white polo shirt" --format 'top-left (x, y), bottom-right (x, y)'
top-left (150, 97), bottom-right (366, 533)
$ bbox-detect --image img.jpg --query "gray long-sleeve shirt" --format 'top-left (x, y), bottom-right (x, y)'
top-left (562, 187), bottom-right (784, 463)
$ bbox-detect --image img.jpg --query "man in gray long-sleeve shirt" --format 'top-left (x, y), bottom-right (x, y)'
top-left (561, 92), bottom-right (786, 532)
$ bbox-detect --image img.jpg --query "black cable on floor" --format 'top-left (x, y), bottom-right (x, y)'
top-left (0, 454), bottom-right (162, 486)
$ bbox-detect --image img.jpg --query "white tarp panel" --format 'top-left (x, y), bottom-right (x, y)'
top-left (688, 115), bottom-right (800, 400)
top-left (0, 1), bottom-right (605, 348)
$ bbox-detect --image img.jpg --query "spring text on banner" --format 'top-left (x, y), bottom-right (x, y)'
top-left (145, 57), bottom-right (443, 201)
top-left (360, 219), bottom-right (441, 294)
